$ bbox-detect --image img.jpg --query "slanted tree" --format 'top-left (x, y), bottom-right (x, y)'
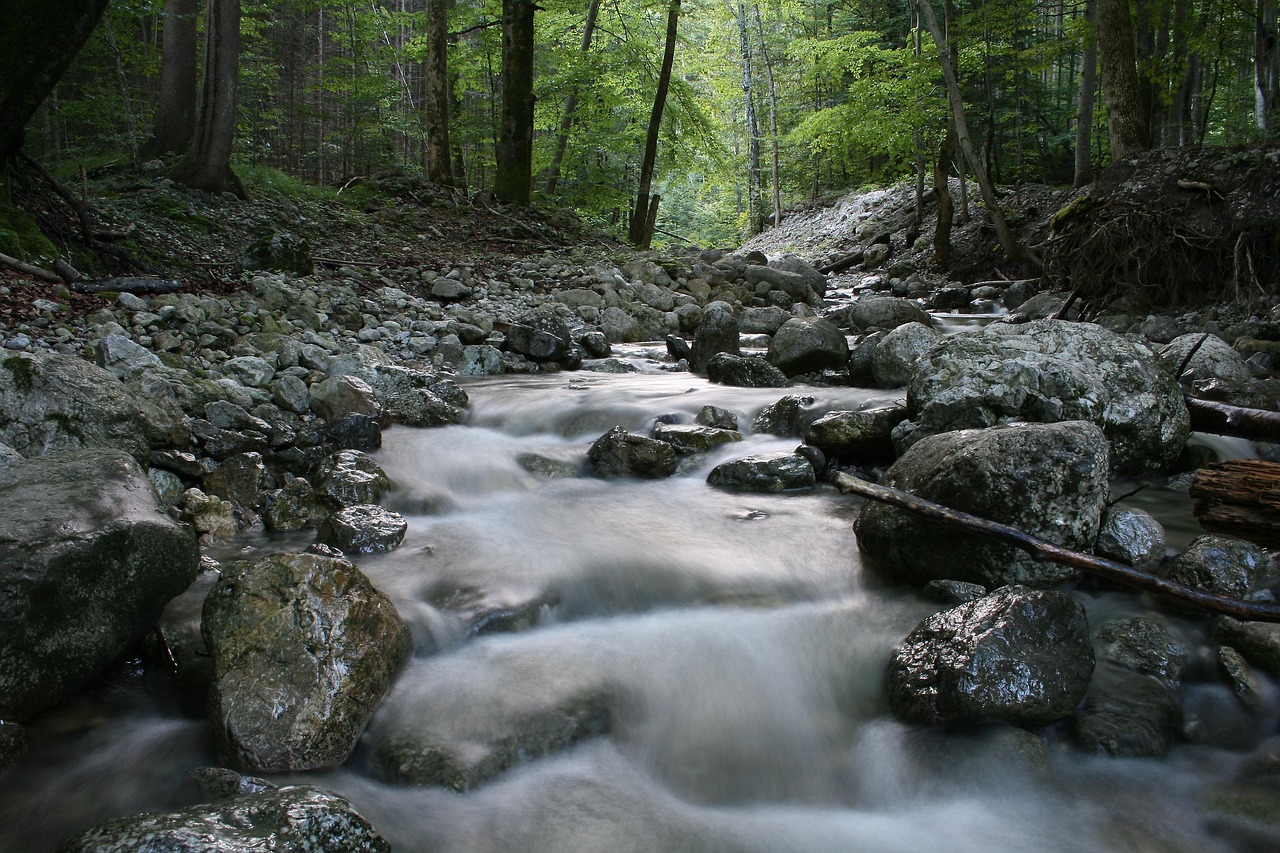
top-left (629, 0), bottom-right (682, 247)
top-left (545, 0), bottom-right (601, 195)
top-left (0, 0), bottom-right (111, 160)
top-left (175, 0), bottom-right (245, 196)
top-left (149, 0), bottom-right (199, 157)
top-left (494, 0), bottom-right (536, 203)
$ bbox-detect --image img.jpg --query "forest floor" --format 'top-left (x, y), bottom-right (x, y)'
top-left (3, 144), bottom-right (1278, 327)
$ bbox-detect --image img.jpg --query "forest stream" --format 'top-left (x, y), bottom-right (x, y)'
top-left (2, 333), bottom-right (1274, 852)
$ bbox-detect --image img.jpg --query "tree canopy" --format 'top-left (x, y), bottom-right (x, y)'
top-left (10, 0), bottom-right (1279, 246)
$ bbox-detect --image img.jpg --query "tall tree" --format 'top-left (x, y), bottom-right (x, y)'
top-left (494, 0), bottom-right (536, 203)
top-left (1074, 0), bottom-right (1099, 186)
top-left (1258, 0), bottom-right (1280, 132)
top-left (732, 0), bottom-right (763, 233)
top-left (545, 0), bottom-right (602, 195)
top-left (918, 0), bottom-right (1038, 268)
top-left (0, 0), bottom-right (111, 160)
top-left (425, 0), bottom-right (455, 186)
top-left (629, 0), bottom-right (682, 247)
top-left (753, 3), bottom-right (782, 229)
top-left (176, 0), bottom-right (243, 195)
top-left (149, 0), bottom-right (199, 156)
top-left (1096, 0), bottom-right (1150, 157)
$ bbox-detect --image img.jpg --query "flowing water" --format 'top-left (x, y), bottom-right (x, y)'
top-left (1, 344), bottom-right (1275, 851)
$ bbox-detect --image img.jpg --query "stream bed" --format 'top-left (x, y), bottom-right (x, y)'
top-left (1, 347), bottom-right (1275, 851)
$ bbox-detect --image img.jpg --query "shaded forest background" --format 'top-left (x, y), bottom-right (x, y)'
top-left (9, 0), bottom-right (1280, 249)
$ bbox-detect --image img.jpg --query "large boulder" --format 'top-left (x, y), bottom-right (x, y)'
top-left (1166, 534), bottom-right (1268, 599)
top-left (871, 321), bottom-right (942, 388)
top-left (802, 406), bottom-right (907, 463)
top-left (587, 426), bottom-right (678, 479)
top-left (1159, 333), bottom-right (1252, 383)
top-left (887, 586), bottom-right (1094, 727)
top-left (744, 264), bottom-right (821, 307)
top-left (895, 320), bottom-right (1190, 476)
top-left (312, 449), bottom-right (390, 508)
top-left (203, 553), bottom-right (412, 772)
top-left (855, 421), bottom-right (1110, 588)
top-left (706, 452), bottom-right (816, 492)
top-left (58, 785), bottom-right (389, 852)
top-left (0, 449), bottom-right (200, 720)
top-left (0, 350), bottom-right (183, 462)
top-left (690, 301), bottom-right (740, 373)
top-left (766, 317), bottom-right (850, 377)
top-left (705, 352), bottom-right (791, 388)
top-left (847, 296), bottom-right (933, 332)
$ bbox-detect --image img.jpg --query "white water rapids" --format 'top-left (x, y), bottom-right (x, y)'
top-left (0, 344), bottom-right (1271, 851)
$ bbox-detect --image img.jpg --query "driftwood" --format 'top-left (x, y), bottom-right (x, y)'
top-left (0, 251), bottom-right (61, 282)
top-left (1190, 459), bottom-right (1280, 548)
top-left (71, 277), bottom-right (183, 295)
top-left (817, 232), bottom-right (891, 275)
top-left (1185, 397), bottom-right (1280, 444)
top-left (831, 471), bottom-right (1280, 623)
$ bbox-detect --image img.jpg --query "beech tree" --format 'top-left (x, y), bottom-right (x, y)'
top-left (629, 0), bottom-right (682, 247)
top-left (149, 0), bottom-right (199, 157)
top-left (494, 0), bottom-right (536, 204)
top-left (424, 0), bottom-right (454, 186)
top-left (176, 0), bottom-right (244, 195)
top-left (1096, 0), bottom-right (1151, 157)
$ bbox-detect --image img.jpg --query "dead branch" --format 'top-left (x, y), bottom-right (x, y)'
top-left (1190, 460), bottom-right (1280, 548)
top-left (71, 277), bottom-right (183, 295)
top-left (0, 251), bottom-right (61, 282)
top-left (1185, 396), bottom-right (1280, 444)
top-left (832, 470), bottom-right (1280, 622)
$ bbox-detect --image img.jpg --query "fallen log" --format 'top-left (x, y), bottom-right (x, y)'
top-left (71, 277), bottom-right (183, 295)
top-left (1190, 459), bottom-right (1280, 548)
top-left (0, 251), bottom-right (61, 282)
top-left (831, 470), bottom-right (1280, 622)
top-left (1185, 397), bottom-right (1280, 444)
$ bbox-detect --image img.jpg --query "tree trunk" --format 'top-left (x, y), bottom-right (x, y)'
top-left (149, 0), bottom-right (198, 157)
top-left (1096, 0), bottom-right (1150, 158)
top-left (1073, 0), bottom-right (1098, 186)
top-left (933, 128), bottom-right (957, 263)
top-left (545, 0), bottom-right (601, 195)
top-left (1258, 0), bottom-right (1280, 132)
top-left (425, 0), bottom-right (454, 186)
top-left (918, 0), bottom-right (1039, 269)
top-left (752, 4), bottom-right (782, 229)
top-left (175, 0), bottom-right (243, 196)
top-left (1190, 460), bottom-right (1280, 548)
top-left (629, 0), bottom-right (681, 247)
top-left (0, 0), bottom-right (111, 159)
top-left (732, 0), bottom-right (762, 234)
top-left (494, 0), bottom-right (536, 204)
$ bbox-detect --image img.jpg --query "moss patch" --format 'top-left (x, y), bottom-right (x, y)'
top-left (2, 356), bottom-right (35, 393)
top-left (0, 201), bottom-right (58, 263)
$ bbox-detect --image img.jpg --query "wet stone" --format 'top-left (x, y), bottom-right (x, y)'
top-left (705, 352), bottom-right (791, 388)
top-left (1218, 645), bottom-right (1267, 714)
top-left (1167, 534), bottom-right (1267, 599)
top-left (651, 423), bottom-right (742, 455)
top-left (751, 394), bottom-right (815, 437)
top-left (696, 405), bottom-right (739, 430)
top-left (328, 414), bottom-right (383, 452)
top-left (587, 426), bottom-right (678, 479)
top-left (1095, 506), bottom-right (1166, 573)
top-left (317, 504), bottom-right (408, 554)
top-left (706, 452), bottom-right (816, 493)
top-left (313, 449), bottom-right (390, 508)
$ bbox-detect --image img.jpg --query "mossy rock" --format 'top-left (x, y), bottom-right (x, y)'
top-left (0, 201), bottom-right (58, 263)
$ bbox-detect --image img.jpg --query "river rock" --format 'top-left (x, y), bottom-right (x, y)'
top-left (894, 320), bottom-right (1190, 476)
top-left (313, 449), bottom-right (390, 508)
top-left (1166, 534), bottom-right (1267, 598)
top-left (651, 423), bottom-right (742, 455)
top-left (177, 767), bottom-right (275, 805)
top-left (802, 405), bottom-right (908, 463)
top-left (1159, 333), bottom-right (1252, 382)
top-left (203, 553), bottom-right (412, 772)
top-left (1074, 663), bottom-right (1181, 757)
top-left (706, 352), bottom-right (791, 388)
top-left (0, 721), bottom-right (26, 772)
top-left (739, 306), bottom-right (791, 335)
top-left (847, 331), bottom-right (883, 386)
top-left (751, 394), bottom-right (815, 437)
top-left (203, 452), bottom-right (267, 508)
top-left (690, 301), bottom-right (739, 373)
top-left (743, 264), bottom-right (820, 307)
top-left (374, 692), bottom-right (610, 791)
top-left (0, 449), bottom-right (200, 720)
top-left (855, 421), bottom-right (1110, 588)
top-left (94, 333), bottom-right (162, 380)
top-left (847, 296), bottom-right (932, 332)
top-left (181, 488), bottom-right (241, 539)
top-left (57, 785), bottom-right (388, 852)
top-left (769, 255), bottom-right (828, 299)
top-left (328, 414), bottom-right (383, 451)
top-left (887, 586), bottom-right (1094, 726)
top-left (264, 478), bottom-right (330, 532)
top-left (587, 426), bottom-right (678, 479)
top-left (317, 505), bottom-right (408, 554)
top-left (1095, 506), bottom-right (1166, 573)
top-left (309, 374), bottom-right (381, 423)
top-left (0, 350), bottom-right (179, 462)
top-left (1213, 618), bottom-right (1280, 675)
top-left (766, 317), bottom-right (850, 377)
top-left (706, 452), bottom-right (816, 492)
top-left (871, 321), bottom-right (942, 388)
top-left (696, 405), bottom-right (739, 430)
